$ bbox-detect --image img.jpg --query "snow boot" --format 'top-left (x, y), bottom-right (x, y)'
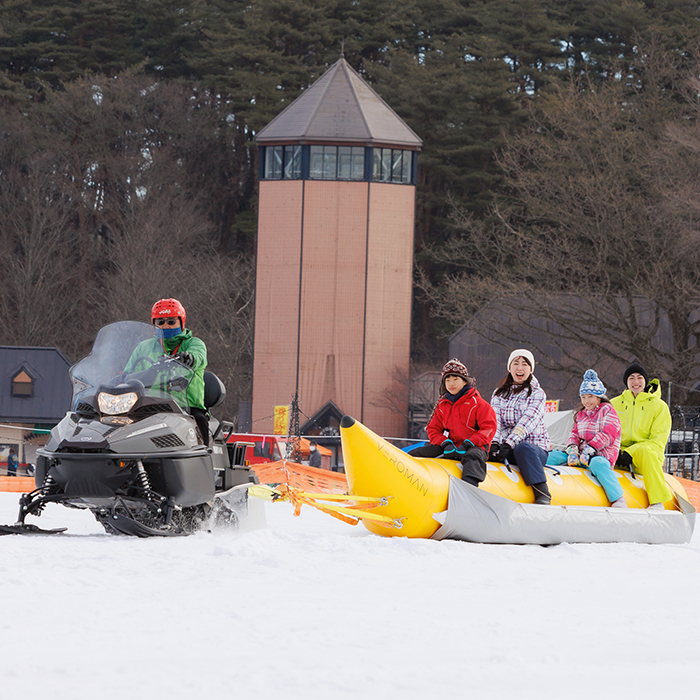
top-left (532, 481), bottom-right (551, 505)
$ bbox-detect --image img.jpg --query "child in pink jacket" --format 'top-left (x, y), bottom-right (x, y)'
top-left (547, 369), bottom-right (626, 507)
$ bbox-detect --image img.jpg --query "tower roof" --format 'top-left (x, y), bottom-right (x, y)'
top-left (256, 57), bottom-right (422, 149)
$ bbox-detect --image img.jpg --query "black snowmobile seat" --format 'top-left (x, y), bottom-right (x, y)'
top-left (203, 371), bottom-right (226, 410)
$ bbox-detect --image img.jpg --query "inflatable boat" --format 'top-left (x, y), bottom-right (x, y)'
top-left (340, 416), bottom-right (696, 545)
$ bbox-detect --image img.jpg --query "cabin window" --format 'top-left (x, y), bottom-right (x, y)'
top-left (12, 370), bottom-right (33, 397)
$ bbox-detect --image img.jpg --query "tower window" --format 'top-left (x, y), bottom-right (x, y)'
top-left (12, 370), bottom-right (33, 398)
top-left (373, 148), bottom-right (413, 184)
top-left (338, 147), bottom-right (365, 180)
top-left (284, 145), bottom-right (302, 179)
top-left (265, 145), bottom-right (283, 179)
top-left (309, 145), bottom-right (365, 180)
top-left (264, 145), bottom-right (302, 180)
top-left (261, 145), bottom-right (415, 183)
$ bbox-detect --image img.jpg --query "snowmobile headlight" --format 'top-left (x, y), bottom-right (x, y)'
top-left (98, 391), bottom-right (138, 415)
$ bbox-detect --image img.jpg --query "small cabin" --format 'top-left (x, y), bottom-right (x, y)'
top-left (0, 346), bottom-right (72, 472)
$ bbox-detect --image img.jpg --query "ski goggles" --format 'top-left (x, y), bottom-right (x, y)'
top-left (153, 318), bottom-right (181, 327)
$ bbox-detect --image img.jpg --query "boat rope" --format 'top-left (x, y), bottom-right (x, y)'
top-left (248, 484), bottom-right (402, 529)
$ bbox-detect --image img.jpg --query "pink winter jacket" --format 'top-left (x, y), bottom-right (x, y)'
top-left (567, 402), bottom-right (621, 465)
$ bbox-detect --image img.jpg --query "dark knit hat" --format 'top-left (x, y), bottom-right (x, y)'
top-left (440, 359), bottom-right (470, 395)
top-left (623, 361), bottom-right (648, 387)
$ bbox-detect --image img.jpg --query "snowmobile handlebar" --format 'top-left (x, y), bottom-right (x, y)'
top-left (116, 355), bottom-right (193, 391)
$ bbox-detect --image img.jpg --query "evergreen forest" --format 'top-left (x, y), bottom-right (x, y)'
top-left (3, 0), bottom-right (700, 415)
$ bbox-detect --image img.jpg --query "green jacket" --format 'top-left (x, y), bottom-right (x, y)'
top-left (610, 379), bottom-right (671, 457)
top-left (124, 330), bottom-right (207, 410)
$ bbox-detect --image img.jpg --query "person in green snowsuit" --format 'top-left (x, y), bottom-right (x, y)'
top-left (124, 298), bottom-right (209, 443)
top-left (610, 362), bottom-right (673, 509)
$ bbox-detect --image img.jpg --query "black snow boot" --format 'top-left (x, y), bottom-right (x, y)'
top-left (532, 481), bottom-right (551, 505)
top-left (460, 450), bottom-right (487, 487)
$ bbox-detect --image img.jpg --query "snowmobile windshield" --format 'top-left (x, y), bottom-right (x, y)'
top-left (69, 321), bottom-right (194, 414)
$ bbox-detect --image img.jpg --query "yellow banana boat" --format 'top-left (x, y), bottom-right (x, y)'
top-left (340, 415), bottom-right (696, 544)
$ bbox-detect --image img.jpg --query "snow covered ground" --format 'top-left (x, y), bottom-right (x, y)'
top-left (1, 491), bottom-right (699, 700)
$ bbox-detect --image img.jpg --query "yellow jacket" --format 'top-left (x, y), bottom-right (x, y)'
top-left (610, 379), bottom-right (671, 457)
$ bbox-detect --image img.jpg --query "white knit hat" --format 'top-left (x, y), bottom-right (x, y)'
top-left (507, 349), bottom-right (535, 371)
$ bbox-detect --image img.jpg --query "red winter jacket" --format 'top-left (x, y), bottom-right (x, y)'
top-left (427, 387), bottom-right (497, 450)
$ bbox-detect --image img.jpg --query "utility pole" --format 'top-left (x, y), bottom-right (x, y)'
top-left (286, 391), bottom-right (302, 461)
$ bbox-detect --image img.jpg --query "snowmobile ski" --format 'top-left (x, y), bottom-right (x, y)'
top-left (0, 523), bottom-right (67, 536)
top-left (105, 514), bottom-right (182, 538)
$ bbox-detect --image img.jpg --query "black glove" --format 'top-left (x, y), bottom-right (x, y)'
top-left (616, 451), bottom-right (633, 469)
top-left (176, 351), bottom-right (195, 368)
top-left (441, 439), bottom-right (457, 457)
top-left (488, 442), bottom-right (501, 460)
top-left (489, 442), bottom-right (513, 463)
top-left (455, 439), bottom-right (474, 455)
top-left (167, 376), bottom-right (189, 391)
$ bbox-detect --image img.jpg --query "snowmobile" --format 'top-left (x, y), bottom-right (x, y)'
top-left (1, 321), bottom-right (262, 537)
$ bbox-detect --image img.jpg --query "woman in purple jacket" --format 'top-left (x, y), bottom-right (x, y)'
top-left (490, 349), bottom-right (552, 504)
top-left (547, 369), bottom-right (626, 507)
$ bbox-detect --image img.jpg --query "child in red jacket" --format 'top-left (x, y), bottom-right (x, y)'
top-left (409, 359), bottom-right (497, 486)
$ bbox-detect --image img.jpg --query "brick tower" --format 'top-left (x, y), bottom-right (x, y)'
top-left (252, 57), bottom-right (422, 438)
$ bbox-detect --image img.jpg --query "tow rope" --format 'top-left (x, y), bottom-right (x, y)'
top-left (248, 484), bottom-right (402, 529)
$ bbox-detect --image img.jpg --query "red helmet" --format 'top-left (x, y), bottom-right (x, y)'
top-left (151, 298), bottom-right (186, 328)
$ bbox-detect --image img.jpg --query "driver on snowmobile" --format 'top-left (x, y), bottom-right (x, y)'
top-left (124, 298), bottom-right (209, 443)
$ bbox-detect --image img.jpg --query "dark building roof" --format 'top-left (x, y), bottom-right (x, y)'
top-left (300, 400), bottom-right (345, 435)
top-left (0, 346), bottom-right (72, 423)
top-left (449, 325), bottom-right (617, 410)
top-left (447, 295), bottom-right (668, 410)
top-left (256, 57), bottom-right (423, 149)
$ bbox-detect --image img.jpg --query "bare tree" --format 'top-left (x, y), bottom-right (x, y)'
top-left (78, 75), bottom-right (256, 415)
top-left (96, 192), bottom-right (254, 414)
top-left (420, 51), bottom-right (700, 401)
top-left (368, 362), bottom-right (443, 438)
top-left (0, 107), bottom-right (84, 356)
top-left (0, 71), bottom-right (255, 417)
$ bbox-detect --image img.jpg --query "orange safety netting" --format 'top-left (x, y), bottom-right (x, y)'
top-left (0, 477), bottom-right (35, 493)
top-left (252, 460), bottom-right (348, 495)
top-left (675, 476), bottom-right (700, 511)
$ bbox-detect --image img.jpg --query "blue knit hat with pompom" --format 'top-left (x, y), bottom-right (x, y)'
top-left (580, 369), bottom-right (607, 397)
